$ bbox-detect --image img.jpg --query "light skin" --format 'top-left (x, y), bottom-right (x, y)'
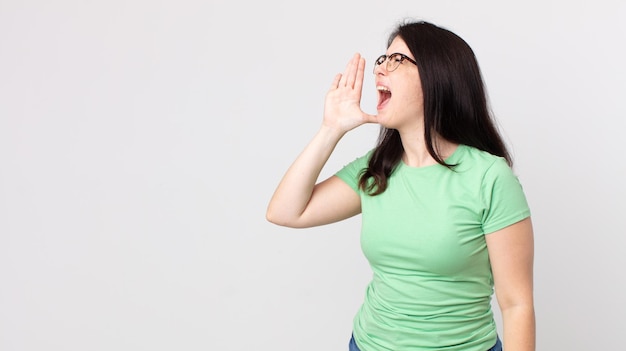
top-left (375, 37), bottom-right (458, 166)
top-left (266, 37), bottom-right (535, 351)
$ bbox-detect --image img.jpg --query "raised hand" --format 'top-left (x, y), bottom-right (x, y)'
top-left (323, 53), bottom-right (377, 134)
top-left (267, 53), bottom-right (373, 228)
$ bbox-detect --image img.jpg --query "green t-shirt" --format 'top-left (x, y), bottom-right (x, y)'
top-left (335, 144), bottom-right (531, 351)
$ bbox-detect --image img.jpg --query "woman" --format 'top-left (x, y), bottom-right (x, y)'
top-left (266, 20), bottom-right (534, 351)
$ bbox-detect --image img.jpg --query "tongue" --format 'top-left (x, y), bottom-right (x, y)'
top-left (378, 92), bottom-right (391, 109)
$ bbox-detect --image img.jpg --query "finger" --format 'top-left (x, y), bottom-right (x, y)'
top-left (353, 57), bottom-right (366, 95)
top-left (345, 53), bottom-right (360, 88)
top-left (339, 53), bottom-right (357, 87)
top-left (330, 73), bottom-right (342, 89)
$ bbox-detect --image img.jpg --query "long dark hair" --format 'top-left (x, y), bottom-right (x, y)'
top-left (358, 21), bottom-right (511, 195)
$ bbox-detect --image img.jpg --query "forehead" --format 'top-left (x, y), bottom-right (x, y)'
top-left (386, 36), bottom-right (411, 57)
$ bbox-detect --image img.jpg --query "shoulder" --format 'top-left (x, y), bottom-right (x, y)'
top-left (458, 145), bottom-right (507, 168)
top-left (337, 149), bottom-right (374, 174)
top-left (462, 146), bottom-right (531, 231)
top-left (335, 149), bottom-right (374, 191)
top-left (454, 145), bottom-right (513, 179)
top-left (454, 145), bottom-right (524, 198)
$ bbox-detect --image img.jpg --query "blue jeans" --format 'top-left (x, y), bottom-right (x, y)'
top-left (489, 336), bottom-right (503, 351)
top-left (349, 335), bottom-right (502, 351)
top-left (348, 334), bottom-right (360, 351)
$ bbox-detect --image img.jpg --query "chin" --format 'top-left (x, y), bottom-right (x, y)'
top-left (375, 112), bottom-right (395, 129)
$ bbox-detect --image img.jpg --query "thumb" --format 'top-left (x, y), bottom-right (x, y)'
top-left (362, 113), bottom-right (378, 124)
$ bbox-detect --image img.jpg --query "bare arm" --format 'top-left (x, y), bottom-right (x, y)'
top-left (486, 217), bottom-right (535, 351)
top-left (266, 53), bottom-right (376, 228)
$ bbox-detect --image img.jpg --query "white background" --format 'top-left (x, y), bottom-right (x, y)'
top-left (1, 0), bottom-right (625, 350)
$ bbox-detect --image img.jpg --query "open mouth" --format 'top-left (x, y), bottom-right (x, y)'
top-left (377, 85), bottom-right (391, 110)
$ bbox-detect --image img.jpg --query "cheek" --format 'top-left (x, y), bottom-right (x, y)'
top-left (410, 81), bottom-right (424, 105)
top-left (397, 86), bottom-right (423, 109)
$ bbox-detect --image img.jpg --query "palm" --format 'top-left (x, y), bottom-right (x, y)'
top-left (323, 54), bottom-right (376, 132)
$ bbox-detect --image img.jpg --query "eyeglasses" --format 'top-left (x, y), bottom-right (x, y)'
top-left (373, 53), bottom-right (417, 73)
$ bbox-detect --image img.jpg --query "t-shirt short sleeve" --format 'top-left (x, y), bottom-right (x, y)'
top-left (335, 151), bottom-right (371, 193)
top-left (480, 158), bottom-right (531, 234)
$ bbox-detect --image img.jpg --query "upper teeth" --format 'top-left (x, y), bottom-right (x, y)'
top-left (377, 86), bottom-right (390, 92)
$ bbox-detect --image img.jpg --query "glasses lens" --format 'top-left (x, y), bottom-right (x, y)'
top-left (387, 54), bottom-right (402, 72)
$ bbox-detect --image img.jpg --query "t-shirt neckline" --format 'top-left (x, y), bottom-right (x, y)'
top-left (398, 144), bottom-right (466, 172)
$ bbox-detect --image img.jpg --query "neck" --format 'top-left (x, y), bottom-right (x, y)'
top-left (399, 129), bottom-right (457, 168)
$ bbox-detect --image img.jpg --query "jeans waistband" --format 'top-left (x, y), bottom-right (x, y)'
top-left (349, 334), bottom-right (502, 351)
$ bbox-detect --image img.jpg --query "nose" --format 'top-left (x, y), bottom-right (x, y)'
top-left (373, 61), bottom-right (387, 75)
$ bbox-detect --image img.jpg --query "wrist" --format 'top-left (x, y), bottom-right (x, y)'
top-left (318, 123), bottom-right (347, 141)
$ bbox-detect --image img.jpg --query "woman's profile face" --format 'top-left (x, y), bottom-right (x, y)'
top-left (374, 36), bottom-right (424, 130)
